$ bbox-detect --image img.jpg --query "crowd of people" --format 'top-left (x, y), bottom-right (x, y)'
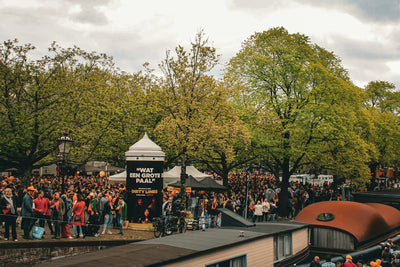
top-left (0, 170), bottom-right (376, 241)
top-left (309, 239), bottom-right (400, 266)
top-left (0, 175), bottom-right (127, 241)
top-left (202, 172), bottom-right (346, 222)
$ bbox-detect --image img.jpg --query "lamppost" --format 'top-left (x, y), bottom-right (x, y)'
top-left (244, 166), bottom-right (251, 220)
top-left (56, 132), bottom-right (74, 194)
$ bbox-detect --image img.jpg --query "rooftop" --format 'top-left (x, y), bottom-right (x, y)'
top-left (40, 222), bottom-right (307, 267)
top-left (295, 201), bottom-right (400, 243)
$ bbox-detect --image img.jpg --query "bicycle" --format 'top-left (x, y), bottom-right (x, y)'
top-left (176, 212), bottom-right (187, 233)
top-left (152, 217), bottom-right (164, 238)
top-left (152, 211), bottom-right (187, 238)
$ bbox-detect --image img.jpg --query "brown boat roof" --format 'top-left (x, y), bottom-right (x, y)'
top-left (295, 201), bottom-right (400, 243)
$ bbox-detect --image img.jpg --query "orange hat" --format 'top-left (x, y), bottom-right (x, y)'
top-left (346, 255), bottom-right (352, 260)
top-left (27, 186), bottom-right (36, 191)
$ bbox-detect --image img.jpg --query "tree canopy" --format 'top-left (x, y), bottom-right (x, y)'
top-left (1, 28), bottom-right (399, 199)
top-left (225, 27), bottom-right (373, 215)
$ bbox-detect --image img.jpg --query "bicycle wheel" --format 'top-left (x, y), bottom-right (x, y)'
top-left (164, 221), bottom-right (173, 235)
top-left (178, 218), bottom-right (187, 233)
top-left (153, 220), bottom-right (163, 238)
top-left (154, 223), bottom-right (163, 238)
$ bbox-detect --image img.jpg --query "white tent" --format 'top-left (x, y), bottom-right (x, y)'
top-left (162, 165), bottom-right (212, 188)
top-left (108, 165), bottom-right (212, 187)
top-left (109, 171), bottom-right (126, 184)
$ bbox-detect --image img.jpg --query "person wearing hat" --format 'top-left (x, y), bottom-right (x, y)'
top-left (344, 255), bottom-right (355, 267)
top-left (21, 186), bottom-right (36, 239)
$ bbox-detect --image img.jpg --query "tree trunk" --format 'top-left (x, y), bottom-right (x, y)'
top-left (22, 164), bottom-right (33, 187)
top-left (222, 169), bottom-right (229, 188)
top-left (221, 155), bottom-right (230, 188)
top-left (279, 131), bottom-right (291, 218)
top-left (278, 158), bottom-right (290, 218)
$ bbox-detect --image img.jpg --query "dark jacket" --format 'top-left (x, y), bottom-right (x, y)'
top-left (0, 194), bottom-right (18, 222)
top-left (103, 200), bottom-right (111, 215)
top-left (51, 198), bottom-right (66, 222)
top-left (21, 193), bottom-right (34, 217)
top-left (92, 198), bottom-right (101, 214)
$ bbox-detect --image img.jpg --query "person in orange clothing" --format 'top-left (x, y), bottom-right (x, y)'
top-left (33, 190), bottom-right (50, 235)
top-left (72, 194), bottom-right (85, 238)
top-left (344, 255), bottom-right (356, 267)
top-left (50, 192), bottom-right (65, 239)
top-left (43, 191), bottom-right (54, 236)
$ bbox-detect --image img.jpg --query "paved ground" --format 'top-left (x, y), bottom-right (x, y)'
top-left (0, 222), bottom-right (154, 242)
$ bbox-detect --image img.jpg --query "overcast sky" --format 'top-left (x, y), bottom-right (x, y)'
top-left (1, 0), bottom-right (399, 89)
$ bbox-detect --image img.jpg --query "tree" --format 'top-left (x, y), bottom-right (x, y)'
top-left (154, 30), bottom-right (251, 205)
top-left (361, 81), bottom-right (400, 184)
top-left (0, 40), bottom-right (81, 178)
top-left (226, 27), bottom-right (371, 216)
top-left (0, 39), bottom-right (132, 178)
top-left (191, 80), bottom-right (252, 187)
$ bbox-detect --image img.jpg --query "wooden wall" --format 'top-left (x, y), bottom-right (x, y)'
top-left (293, 228), bottom-right (309, 255)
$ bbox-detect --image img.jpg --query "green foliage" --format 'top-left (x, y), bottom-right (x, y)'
top-left (226, 27), bottom-right (373, 214)
top-left (1, 29), bottom-right (398, 195)
top-left (154, 30), bottom-right (252, 186)
top-left (0, 39), bottom-right (148, 176)
top-left (0, 40), bottom-right (81, 176)
top-left (361, 81), bottom-right (400, 178)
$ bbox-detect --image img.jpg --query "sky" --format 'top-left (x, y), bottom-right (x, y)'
top-left (1, 0), bottom-right (399, 89)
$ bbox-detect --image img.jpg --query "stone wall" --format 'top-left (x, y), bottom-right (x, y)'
top-left (0, 240), bottom-right (138, 267)
top-left (0, 246), bottom-right (105, 266)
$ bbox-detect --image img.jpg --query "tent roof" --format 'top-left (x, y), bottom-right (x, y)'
top-left (107, 165), bottom-right (213, 187)
top-left (168, 175), bottom-right (205, 188)
top-left (163, 165), bottom-right (212, 179)
top-left (169, 175), bottom-right (227, 191)
top-left (109, 171), bottom-right (126, 180)
top-left (198, 177), bottom-right (227, 191)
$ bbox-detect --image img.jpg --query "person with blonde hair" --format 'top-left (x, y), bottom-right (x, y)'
top-left (0, 188), bottom-right (18, 241)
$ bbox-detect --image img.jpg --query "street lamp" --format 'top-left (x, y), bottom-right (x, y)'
top-left (244, 166), bottom-right (251, 220)
top-left (56, 132), bottom-right (74, 194)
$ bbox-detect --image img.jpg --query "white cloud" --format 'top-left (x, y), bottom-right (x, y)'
top-left (0, 0), bottom-right (399, 88)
